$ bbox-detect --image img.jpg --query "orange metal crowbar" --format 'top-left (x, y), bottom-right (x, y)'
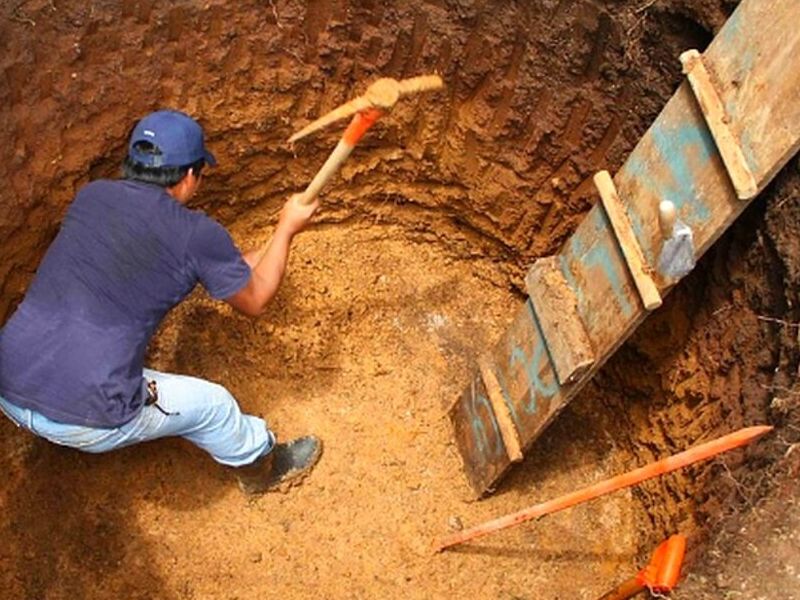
top-left (598, 534), bottom-right (687, 599)
top-left (434, 426), bottom-right (772, 552)
top-left (288, 75), bottom-right (443, 206)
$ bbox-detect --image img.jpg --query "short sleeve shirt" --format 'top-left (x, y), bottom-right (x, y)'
top-left (0, 179), bottom-right (251, 427)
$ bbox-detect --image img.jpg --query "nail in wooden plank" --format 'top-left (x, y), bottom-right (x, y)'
top-left (477, 355), bottom-right (523, 462)
top-left (680, 49), bottom-right (758, 200)
top-left (525, 257), bottom-right (595, 385)
top-left (593, 170), bottom-right (663, 311)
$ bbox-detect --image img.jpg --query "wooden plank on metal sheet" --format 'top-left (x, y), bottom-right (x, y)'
top-left (451, 0), bottom-right (800, 495)
top-left (703, 0), bottom-right (800, 189)
top-left (448, 371), bottom-right (514, 495)
top-left (486, 299), bottom-right (567, 450)
top-left (477, 354), bottom-right (524, 462)
top-left (525, 256), bottom-right (595, 385)
top-left (593, 170), bottom-right (663, 311)
top-left (680, 49), bottom-right (758, 200)
top-left (559, 204), bottom-right (646, 352)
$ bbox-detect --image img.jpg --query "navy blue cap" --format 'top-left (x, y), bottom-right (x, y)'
top-left (128, 110), bottom-right (217, 168)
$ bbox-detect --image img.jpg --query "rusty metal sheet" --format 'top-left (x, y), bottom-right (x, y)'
top-left (448, 371), bottom-right (513, 495)
top-left (451, 0), bottom-right (800, 495)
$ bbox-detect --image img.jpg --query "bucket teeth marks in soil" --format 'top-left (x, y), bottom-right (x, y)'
top-left (357, 33), bottom-right (386, 73)
top-left (589, 116), bottom-right (624, 168)
top-left (568, 175), bottom-right (602, 210)
top-left (401, 11), bottom-right (430, 79)
top-left (406, 108), bottom-right (430, 160)
top-left (361, 0), bottom-right (386, 28)
top-left (457, 11), bottom-right (492, 98)
top-left (461, 129), bottom-right (481, 178)
top-left (303, 0), bottom-right (338, 50)
top-left (583, 10), bottom-right (614, 80)
top-left (434, 37), bottom-right (452, 79)
top-left (489, 36), bottom-right (528, 136)
top-left (166, 6), bottom-right (188, 43)
top-left (564, 1), bottom-right (615, 83)
top-left (133, 0), bottom-right (155, 24)
top-left (523, 87), bottom-right (555, 156)
top-left (562, 97), bottom-right (595, 152)
top-left (383, 29), bottom-right (413, 79)
top-left (222, 36), bottom-right (253, 75)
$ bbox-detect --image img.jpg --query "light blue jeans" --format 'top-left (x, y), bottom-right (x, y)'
top-left (0, 368), bottom-right (274, 467)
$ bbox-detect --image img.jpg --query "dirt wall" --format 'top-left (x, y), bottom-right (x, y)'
top-left (0, 0), bottom-right (729, 320)
top-left (2, 0), bottom-right (798, 598)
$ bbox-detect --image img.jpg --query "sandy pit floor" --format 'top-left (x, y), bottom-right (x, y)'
top-left (2, 0), bottom-right (800, 598)
top-left (2, 219), bottom-right (648, 599)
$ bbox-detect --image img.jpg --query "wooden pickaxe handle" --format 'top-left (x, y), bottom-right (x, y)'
top-left (396, 74), bottom-right (444, 95)
top-left (288, 97), bottom-right (371, 144)
top-left (290, 74), bottom-right (444, 205)
top-left (288, 74), bottom-right (443, 143)
top-left (297, 108), bottom-right (383, 205)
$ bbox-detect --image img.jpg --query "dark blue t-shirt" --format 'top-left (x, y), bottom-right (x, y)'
top-left (0, 179), bottom-right (251, 427)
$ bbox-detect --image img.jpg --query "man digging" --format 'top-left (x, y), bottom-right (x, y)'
top-left (0, 109), bottom-right (322, 494)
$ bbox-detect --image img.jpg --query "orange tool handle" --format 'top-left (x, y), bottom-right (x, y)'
top-left (298, 108), bottom-right (383, 205)
top-left (435, 426), bottom-right (772, 552)
top-left (343, 108), bottom-right (382, 145)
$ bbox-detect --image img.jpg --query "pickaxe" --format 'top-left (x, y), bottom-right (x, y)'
top-left (288, 75), bottom-right (444, 205)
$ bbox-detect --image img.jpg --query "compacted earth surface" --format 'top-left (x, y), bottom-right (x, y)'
top-left (1, 0), bottom-right (799, 598)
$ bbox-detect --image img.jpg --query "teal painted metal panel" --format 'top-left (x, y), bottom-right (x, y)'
top-left (451, 0), bottom-right (800, 495)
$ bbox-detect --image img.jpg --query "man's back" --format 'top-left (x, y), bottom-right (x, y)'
top-left (0, 109), bottom-right (323, 494)
top-left (0, 179), bottom-right (250, 428)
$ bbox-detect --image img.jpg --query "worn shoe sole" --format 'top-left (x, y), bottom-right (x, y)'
top-left (271, 437), bottom-right (324, 494)
top-left (238, 437), bottom-right (324, 496)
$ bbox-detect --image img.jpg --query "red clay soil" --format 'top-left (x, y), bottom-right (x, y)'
top-left (1, 0), bottom-right (799, 598)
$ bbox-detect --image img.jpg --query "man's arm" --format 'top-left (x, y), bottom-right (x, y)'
top-left (225, 194), bottom-right (318, 317)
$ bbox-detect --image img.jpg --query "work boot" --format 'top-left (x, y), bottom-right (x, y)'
top-left (234, 435), bottom-right (323, 495)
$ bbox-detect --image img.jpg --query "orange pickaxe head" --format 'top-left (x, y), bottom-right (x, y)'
top-left (287, 75), bottom-right (443, 143)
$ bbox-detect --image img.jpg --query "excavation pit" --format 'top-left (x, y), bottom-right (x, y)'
top-left (2, 1), bottom-right (799, 598)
